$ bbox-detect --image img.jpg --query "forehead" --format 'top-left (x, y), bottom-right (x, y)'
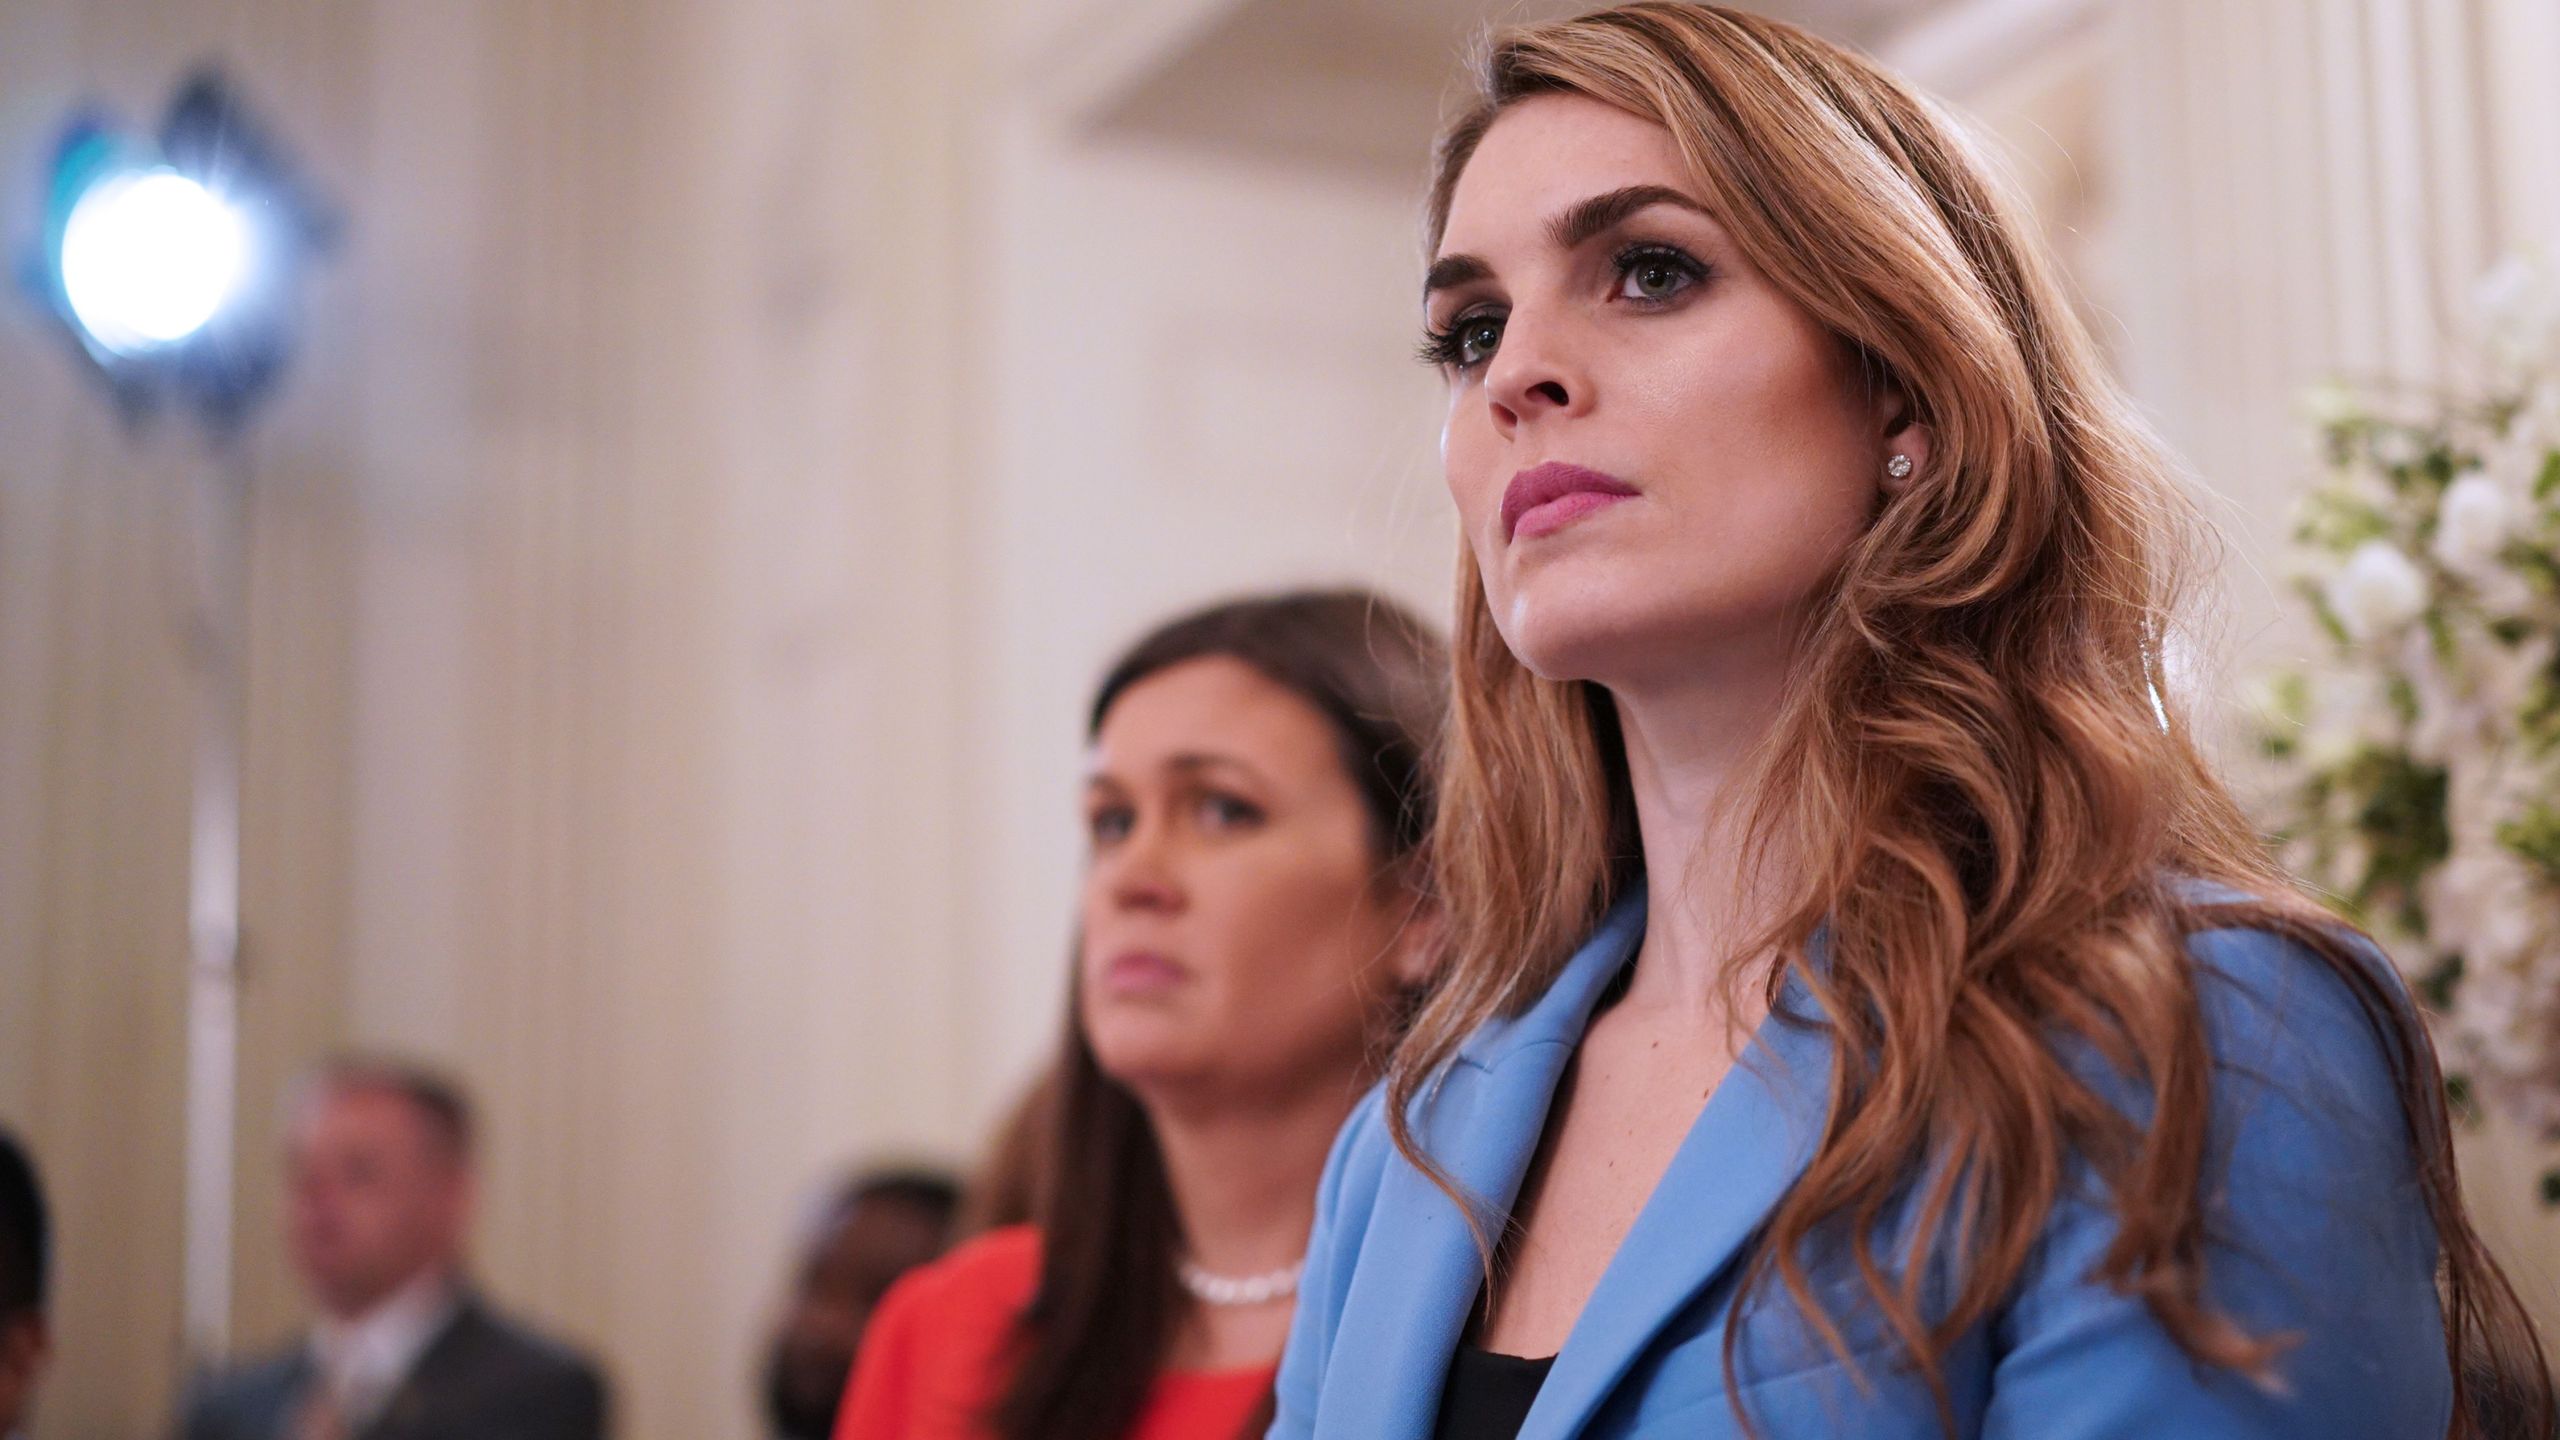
top-left (820, 1199), bottom-right (945, 1265)
top-left (1090, 656), bottom-right (1339, 778)
top-left (1440, 93), bottom-right (1701, 255)
top-left (293, 1085), bottom-right (430, 1151)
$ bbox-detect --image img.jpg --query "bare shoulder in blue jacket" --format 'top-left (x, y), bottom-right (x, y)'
top-left (1270, 894), bottom-right (2448, 1439)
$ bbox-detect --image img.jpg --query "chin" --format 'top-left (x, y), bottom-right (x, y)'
top-left (1491, 549), bottom-right (1815, 688)
top-left (1085, 1016), bottom-right (1203, 1090)
top-left (1493, 579), bottom-right (1699, 685)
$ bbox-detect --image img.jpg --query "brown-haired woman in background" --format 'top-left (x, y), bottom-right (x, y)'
top-left (837, 589), bottom-right (1446, 1440)
top-left (1273, 6), bottom-right (2551, 1439)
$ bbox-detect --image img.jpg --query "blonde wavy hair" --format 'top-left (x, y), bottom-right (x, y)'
top-left (1389, 6), bottom-right (2551, 1437)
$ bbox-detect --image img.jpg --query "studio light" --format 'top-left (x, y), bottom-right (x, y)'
top-left (59, 166), bottom-right (250, 356)
top-left (24, 67), bottom-right (336, 434)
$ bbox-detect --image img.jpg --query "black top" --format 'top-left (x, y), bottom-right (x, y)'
top-left (1431, 1343), bottom-right (1556, 1440)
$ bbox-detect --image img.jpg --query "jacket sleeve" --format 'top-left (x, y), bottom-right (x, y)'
top-left (1269, 1085), bottom-right (1388, 1440)
top-left (1979, 925), bottom-right (2451, 1439)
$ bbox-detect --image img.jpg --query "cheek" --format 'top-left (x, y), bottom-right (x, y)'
top-left (1073, 875), bottom-right (1126, 1002)
top-left (1441, 401), bottom-right (1502, 528)
top-left (1201, 850), bottom-right (1387, 1015)
top-left (1442, 407), bottom-right (1515, 597)
top-left (1641, 325), bottom-right (1877, 578)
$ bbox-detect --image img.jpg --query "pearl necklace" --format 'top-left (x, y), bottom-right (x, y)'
top-left (1176, 1256), bottom-right (1305, 1307)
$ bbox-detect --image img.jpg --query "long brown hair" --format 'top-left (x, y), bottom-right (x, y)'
top-left (993, 589), bottom-right (1448, 1440)
top-left (1391, 6), bottom-right (2552, 1437)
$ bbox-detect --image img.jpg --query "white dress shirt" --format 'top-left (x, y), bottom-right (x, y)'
top-left (307, 1269), bottom-right (461, 1431)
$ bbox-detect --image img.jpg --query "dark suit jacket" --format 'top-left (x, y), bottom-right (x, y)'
top-left (182, 1295), bottom-right (609, 1440)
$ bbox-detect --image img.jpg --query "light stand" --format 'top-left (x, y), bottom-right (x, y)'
top-left (21, 64), bottom-right (336, 1368)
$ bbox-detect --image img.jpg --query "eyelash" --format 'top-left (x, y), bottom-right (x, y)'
top-left (1614, 243), bottom-right (1709, 304)
top-left (1414, 313), bottom-right (1495, 370)
top-left (1416, 242), bottom-right (1712, 372)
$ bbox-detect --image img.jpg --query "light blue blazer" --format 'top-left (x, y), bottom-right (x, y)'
top-left (1272, 892), bottom-right (2451, 1438)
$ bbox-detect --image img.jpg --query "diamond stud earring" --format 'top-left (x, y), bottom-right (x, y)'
top-left (1886, 454), bottom-right (1915, 480)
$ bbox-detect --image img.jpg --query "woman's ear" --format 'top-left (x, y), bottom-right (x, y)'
top-left (1386, 886), bottom-right (1444, 991)
top-left (1878, 379), bottom-right (1933, 498)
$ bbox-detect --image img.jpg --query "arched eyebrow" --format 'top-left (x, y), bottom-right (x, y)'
top-left (1423, 253), bottom-right (1491, 298)
top-left (1425, 184), bottom-right (1716, 300)
top-left (1548, 184), bottom-right (1713, 249)
top-left (1084, 752), bottom-right (1269, 789)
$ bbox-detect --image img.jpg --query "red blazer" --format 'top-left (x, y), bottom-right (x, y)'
top-left (835, 1225), bottom-right (1275, 1440)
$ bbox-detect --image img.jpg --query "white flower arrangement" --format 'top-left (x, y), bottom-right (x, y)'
top-left (2258, 254), bottom-right (2560, 1194)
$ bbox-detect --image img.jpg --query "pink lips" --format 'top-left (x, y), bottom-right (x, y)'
top-left (1501, 462), bottom-right (1640, 541)
top-left (1102, 950), bottom-right (1189, 996)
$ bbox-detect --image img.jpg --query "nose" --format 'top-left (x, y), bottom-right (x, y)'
top-left (1483, 306), bottom-right (1589, 435)
top-left (1100, 820), bottom-right (1184, 915)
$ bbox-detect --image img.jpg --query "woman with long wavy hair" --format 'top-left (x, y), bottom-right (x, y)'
top-left (838, 590), bottom-right (1444, 1440)
top-left (1271, 6), bottom-right (2553, 1439)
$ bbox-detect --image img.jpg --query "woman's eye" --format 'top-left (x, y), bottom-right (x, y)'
top-left (1615, 247), bottom-right (1704, 304)
top-left (1087, 806), bottom-right (1134, 845)
top-left (1197, 793), bottom-right (1264, 831)
top-left (1420, 311), bottom-right (1506, 371)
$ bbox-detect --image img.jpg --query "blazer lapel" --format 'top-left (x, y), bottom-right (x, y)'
top-left (1316, 896), bottom-right (1650, 1439)
top-left (264, 1350), bottom-right (320, 1439)
top-left (353, 1296), bottom-right (475, 1440)
top-left (1518, 984), bottom-right (1836, 1440)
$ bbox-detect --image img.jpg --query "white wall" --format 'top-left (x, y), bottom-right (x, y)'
top-left (331, 3), bottom-right (991, 1434)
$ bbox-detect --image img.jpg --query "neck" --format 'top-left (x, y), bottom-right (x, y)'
top-left (1609, 621), bottom-right (1799, 1017)
top-left (1141, 1075), bottom-right (1352, 1278)
top-left (321, 1260), bottom-right (454, 1327)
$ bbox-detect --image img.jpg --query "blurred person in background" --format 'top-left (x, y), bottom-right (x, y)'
top-left (836, 589), bottom-right (1447, 1440)
top-left (182, 1058), bottom-right (609, 1440)
top-left (0, 1128), bottom-right (50, 1438)
top-left (764, 1167), bottom-right (961, 1440)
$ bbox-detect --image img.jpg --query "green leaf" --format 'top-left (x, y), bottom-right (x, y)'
top-left (2498, 805), bottom-right (2560, 883)
top-left (2536, 449), bottom-right (2560, 502)
top-left (2386, 676), bottom-right (2421, 726)
top-left (2523, 677), bottom-right (2560, 759)
top-left (2296, 492), bottom-right (2394, 555)
top-left (2514, 546), bottom-right (2560, 599)
top-left (2339, 748), bottom-right (2450, 934)
top-left (2446, 1071), bottom-right (2480, 1126)
top-left (2420, 953), bottom-right (2466, 1012)
top-left (2424, 607), bottom-right (2458, 665)
top-left (2294, 579), bottom-right (2354, 650)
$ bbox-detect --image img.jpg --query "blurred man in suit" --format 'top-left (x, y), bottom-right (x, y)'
top-left (759, 1167), bottom-right (958, 1440)
top-left (0, 1128), bottom-right (51, 1438)
top-left (183, 1058), bottom-right (608, 1440)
